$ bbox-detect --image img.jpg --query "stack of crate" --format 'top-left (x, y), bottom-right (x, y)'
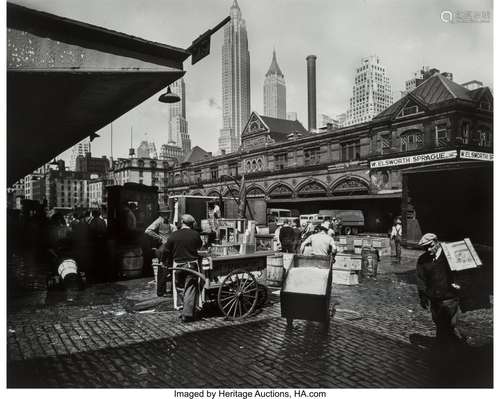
top-left (332, 252), bottom-right (362, 285)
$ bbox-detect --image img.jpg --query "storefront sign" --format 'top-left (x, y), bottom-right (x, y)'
top-left (459, 150), bottom-right (493, 161)
top-left (441, 238), bottom-right (482, 271)
top-left (370, 150), bottom-right (457, 169)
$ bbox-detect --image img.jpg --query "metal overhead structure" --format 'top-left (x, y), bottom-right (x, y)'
top-left (6, 2), bottom-right (229, 186)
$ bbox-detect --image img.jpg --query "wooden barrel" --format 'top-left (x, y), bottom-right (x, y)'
top-left (58, 258), bottom-right (78, 280)
top-left (267, 254), bottom-right (284, 287)
top-left (121, 247), bottom-right (143, 279)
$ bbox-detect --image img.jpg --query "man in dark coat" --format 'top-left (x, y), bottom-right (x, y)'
top-left (416, 233), bottom-right (464, 347)
top-left (279, 220), bottom-right (296, 253)
top-left (163, 214), bottom-right (202, 323)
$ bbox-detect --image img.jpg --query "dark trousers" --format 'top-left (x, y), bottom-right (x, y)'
top-left (174, 260), bottom-right (200, 320)
top-left (431, 298), bottom-right (461, 345)
top-left (281, 240), bottom-right (296, 253)
top-left (394, 237), bottom-right (401, 258)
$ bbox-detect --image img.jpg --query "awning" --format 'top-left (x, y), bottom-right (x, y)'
top-left (7, 2), bottom-right (191, 185)
top-left (267, 192), bottom-right (402, 204)
top-left (400, 160), bottom-right (492, 175)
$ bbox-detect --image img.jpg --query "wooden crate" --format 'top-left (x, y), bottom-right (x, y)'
top-left (332, 270), bottom-right (359, 285)
top-left (353, 239), bottom-right (363, 247)
top-left (334, 253), bottom-right (362, 271)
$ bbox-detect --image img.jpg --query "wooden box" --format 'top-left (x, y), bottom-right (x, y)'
top-left (281, 255), bottom-right (332, 323)
top-left (332, 270), bottom-right (359, 285)
top-left (333, 253), bottom-right (362, 271)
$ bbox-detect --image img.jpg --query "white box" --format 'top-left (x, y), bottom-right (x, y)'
top-left (332, 270), bottom-right (359, 285)
top-left (334, 254), bottom-right (362, 270)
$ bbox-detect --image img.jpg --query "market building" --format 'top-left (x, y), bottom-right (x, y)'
top-left (165, 73), bottom-right (493, 238)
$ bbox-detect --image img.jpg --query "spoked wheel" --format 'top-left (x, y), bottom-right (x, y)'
top-left (217, 269), bottom-right (259, 320)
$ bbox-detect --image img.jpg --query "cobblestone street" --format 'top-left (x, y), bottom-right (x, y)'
top-left (7, 250), bottom-right (493, 388)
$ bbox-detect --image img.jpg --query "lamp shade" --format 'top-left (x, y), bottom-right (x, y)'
top-left (158, 86), bottom-right (181, 103)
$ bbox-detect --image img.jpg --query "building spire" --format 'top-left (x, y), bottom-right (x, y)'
top-left (266, 49), bottom-right (283, 77)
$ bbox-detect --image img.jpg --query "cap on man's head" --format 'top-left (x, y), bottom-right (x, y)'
top-left (418, 233), bottom-right (437, 246)
top-left (181, 214), bottom-right (195, 227)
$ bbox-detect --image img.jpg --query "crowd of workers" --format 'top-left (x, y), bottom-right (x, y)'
top-left (273, 218), bottom-right (340, 256)
top-left (7, 201), bottom-right (473, 347)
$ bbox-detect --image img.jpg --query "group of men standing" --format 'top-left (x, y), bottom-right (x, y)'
top-left (275, 219), bottom-right (338, 257)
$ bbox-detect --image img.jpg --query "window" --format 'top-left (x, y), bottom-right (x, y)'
top-left (479, 101), bottom-right (492, 111)
top-left (341, 141), bottom-right (361, 161)
top-left (461, 122), bottom-right (470, 144)
top-left (478, 128), bottom-right (491, 147)
top-left (210, 166), bottom-right (218, 180)
top-left (228, 163), bottom-right (238, 177)
top-left (381, 133), bottom-right (392, 153)
top-left (194, 169), bottom-right (202, 183)
top-left (398, 104), bottom-right (420, 117)
top-left (400, 130), bottom-right (424, 152)
top-left (435, 123), bottom-right (449, 146)
top-left (274, 153), bottom-right (288, 170)
top-left (304, 147), bottom-right (321, 166)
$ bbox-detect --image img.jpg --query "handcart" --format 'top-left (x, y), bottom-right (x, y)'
top-left (168, 250), bottom-right (275, 320)
top-left (280, 254), bottom-right (334, 331)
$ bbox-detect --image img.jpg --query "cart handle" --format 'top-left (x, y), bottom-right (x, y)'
top-left (166, 267), bottom-right (207, 283)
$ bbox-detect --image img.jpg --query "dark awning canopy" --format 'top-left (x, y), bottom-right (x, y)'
top-left (7, 2), bottom-right (191, 185)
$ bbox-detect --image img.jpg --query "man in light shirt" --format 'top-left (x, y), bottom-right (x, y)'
top-left (300, 225), bottom-right (337, 256)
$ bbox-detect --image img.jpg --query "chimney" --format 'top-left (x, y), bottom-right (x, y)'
top-left (306, 55), bottom-right (317, 131)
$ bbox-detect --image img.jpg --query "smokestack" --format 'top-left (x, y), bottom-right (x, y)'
top-left (306, 55), bottom-right (317, 131)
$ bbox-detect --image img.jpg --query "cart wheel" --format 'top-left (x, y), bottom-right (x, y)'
top-left (217, 269), bottom-right (259, 320)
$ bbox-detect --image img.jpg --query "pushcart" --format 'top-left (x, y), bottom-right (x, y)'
top-left (168, 250), bottom-right (275, 320)
top-left (280, 254), bottom-right (334, 331)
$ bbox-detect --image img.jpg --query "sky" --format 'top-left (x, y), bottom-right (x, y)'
top-left (9, 0), bottom-right (494, 162)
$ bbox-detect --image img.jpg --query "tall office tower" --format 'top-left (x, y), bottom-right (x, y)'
top-left (344, 56), bottom-right (393, 126)
top-left (218, 0), bottom-right (251, 154)
top-left (336, 112), bottom-right (347, 127)
top-left (263, 50), bottom-right (286, 119)
top-left (168, 78), bottom-right (191, 156)
top-left (70, 139), bottom-right (91, 170)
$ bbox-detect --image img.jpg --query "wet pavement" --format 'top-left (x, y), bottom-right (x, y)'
top-left (6, 249), bottom-right (493, 388)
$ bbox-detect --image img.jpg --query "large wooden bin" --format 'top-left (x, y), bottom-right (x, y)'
top-left (280, 255), bottom-right (333, 330)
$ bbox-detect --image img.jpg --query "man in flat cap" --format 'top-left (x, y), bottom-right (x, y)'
top-left (416, 233), bottom-right (464, 348)
top-left (162, 214), bottom-right (202, 322)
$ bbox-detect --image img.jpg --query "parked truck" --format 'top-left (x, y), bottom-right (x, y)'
top-left (318, 209), bottom-right (365, 235)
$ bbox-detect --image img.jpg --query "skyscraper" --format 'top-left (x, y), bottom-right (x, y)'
top-left (69, 139), bottom-right (91, 171)
top-left (218, 0), bottom-right (251, 154)
top-left (263, 50), bottom-right (286, 119)
top-left (344, 56), bottom-right (393, 126)
top-left (168, 78), bottom-right (191, 156)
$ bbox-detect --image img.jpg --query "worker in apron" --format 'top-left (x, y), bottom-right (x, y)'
top-left (162, 214), bottom-right (203, 323)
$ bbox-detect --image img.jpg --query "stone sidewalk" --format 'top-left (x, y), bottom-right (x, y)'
top-left (6, 251), bottom-right (493, 388)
